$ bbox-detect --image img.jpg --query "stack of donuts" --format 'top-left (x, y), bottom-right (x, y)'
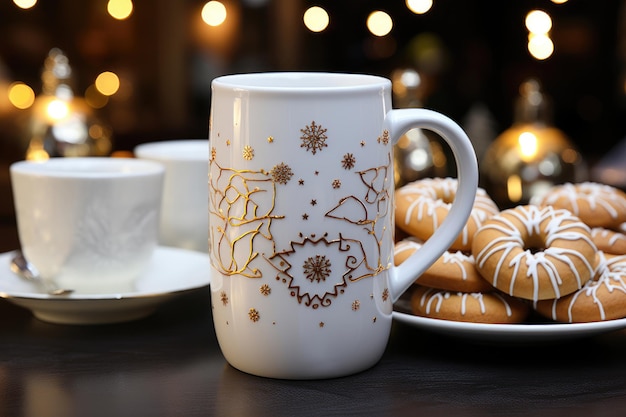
top-left (395, 178), bottom-right (626, 324)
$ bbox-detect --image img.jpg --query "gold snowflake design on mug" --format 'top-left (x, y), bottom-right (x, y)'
top-left (300, 121), bottom-right (328, 154)
top-left (341, 153), bottom-right (356, 170)
top-left (242, 145), bottom-right (254, 160)
top-left (303, 255), bottom-right (332, 283)
top-left (270, 162), bottom-right (293, 185)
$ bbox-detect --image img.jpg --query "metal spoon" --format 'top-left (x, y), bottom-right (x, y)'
top-left (10, 251), bottom-right (74, 296)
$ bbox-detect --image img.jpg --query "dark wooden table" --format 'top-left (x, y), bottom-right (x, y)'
top-left (2, 222), bottom-right (626, 417)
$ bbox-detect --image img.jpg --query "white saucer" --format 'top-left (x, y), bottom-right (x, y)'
top-left (392, 310), bottom-right (626, 343)
top-left (0, 246), bottom-right (211, 325)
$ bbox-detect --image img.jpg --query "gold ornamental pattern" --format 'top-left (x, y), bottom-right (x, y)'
top-left (210, 119), bottom-right (393, 313)
top-left (209, 163), bottom-right (285, 278)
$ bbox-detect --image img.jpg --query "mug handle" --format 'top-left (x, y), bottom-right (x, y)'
top-left (385, 108), bottom-right (479, 302)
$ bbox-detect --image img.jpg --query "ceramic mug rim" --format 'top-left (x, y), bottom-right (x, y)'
top-left (212, 72), bottom-right (391, 94)
top-left (10, 157), bottom-right (164, 179)
top-left (134, 140), bottom-right (209, 162)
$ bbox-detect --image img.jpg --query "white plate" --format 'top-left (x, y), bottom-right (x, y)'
top-left (0, 246), bottom-right (211, 325)
top-left (393, 301), bottom-right (626, 343)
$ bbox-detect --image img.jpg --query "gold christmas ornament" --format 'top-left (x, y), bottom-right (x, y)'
top-left (480, 79), bottom-right (587, 209)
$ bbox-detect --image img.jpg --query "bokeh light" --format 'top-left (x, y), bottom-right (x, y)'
top-left (303, 6), bottom-right (329, 32)
top-left (46, 99), bottom-right (70, 121)
top-left (85, 84), bottom-right (109, 109)
top-left (406, 0), bottom-right (433, 15)
top-left (95, 71), bottom-right (120, 96)
top-left (518, 131), bottom-right (539, 160)
top-left (8, 82), bottom-right (35, 109)
top-left (367, 11), bottom-right (393, 37)
top-left (525, 10), bottom-right (552, 34)
top-left (525, 10), bottom-right (553, 60)
top-left (202, 1), bottom-right (227, 27)
top-left (107, 0), bottom-right (133, 20)
top-left (13, 0), bottom-right (37, 9)
top-left (528, 33), bottom-right (554, 60)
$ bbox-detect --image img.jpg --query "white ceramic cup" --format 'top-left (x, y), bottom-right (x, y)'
top-left (134, 140), bottom-right (209, 253)
top-left (209, 72), bottom-right (478, 379)
top-left (10, 157), bottom-right (164, 294)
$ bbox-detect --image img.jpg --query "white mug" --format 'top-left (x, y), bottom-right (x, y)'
top-left (134, 140), bottom-right (209, 253)
top-left (209, 72), bottom-right (478, 379)
top-left (10, 157), bottom-right (164, 294)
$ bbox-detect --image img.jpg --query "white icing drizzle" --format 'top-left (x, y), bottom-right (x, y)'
top-left (441, 251), bottom-right (474, 280)
top-left (534, 182), bottom-right (626, 220)
top-left (394, 238), bottom-right (423, 256)
top-left (474, 205), bottom-right (596, 301)
top-left (395, 237), bottom-right (422, 253)
top-left (398, 177), bottom-right (499, 246)
top-left (396, 239), bottom-right (474, 280)
top-left (543, 252), bottom-right (626, 322)
top-left (491, 292), bottom-right (514, 316)
top-left (419, 287), bottom-right (515, 317)
top-left (591, 227), bottom-right (626, 246)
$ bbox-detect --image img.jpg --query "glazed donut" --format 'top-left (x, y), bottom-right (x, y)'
top-left (531, 182), bottom-right (626, 229)
top-left (395, 177), bottom-right (500, 252)
top-left (472, 205), bottom-right (597, 301)
top-left (393, 237), bottom-right (423, 266)
top-left (591, 227), bottom-right (626, 255)
top-left (534, 252), bottom-right (626, 322)
top-left (394, 238), bottom-right (493, 293)
top-left (410, 285), bottom-right (530, 324)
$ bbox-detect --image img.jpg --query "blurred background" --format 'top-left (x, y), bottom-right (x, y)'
top-left (1, 0), bottom-right (626, 249)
